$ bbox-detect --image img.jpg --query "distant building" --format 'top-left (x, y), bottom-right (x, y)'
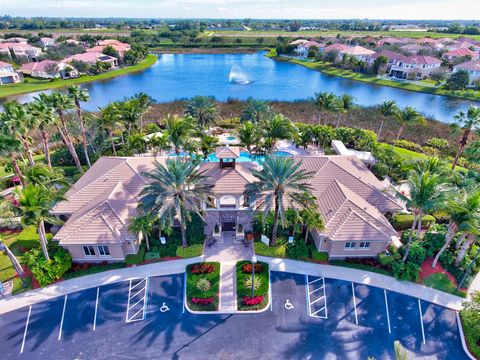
top-left (20, 60), bottom-right (78, 79)
top-left (442, 48), bottom-right (479, 63)
top-left (389, 55), bottom-right (442, 80)
top-left (87, 39), bottom-right (131, 56)
top-left (0, 61), bottom-right (21, 85)
top-left (39, 37), bottom-right (55, 49)
top-left (453, 60), bottom-right (480, 86)
top-left (0, 43), bottom-right (42, 61)
top-left (295, 41), bottom-right (323, 57)
top-left (63, 52), bottom-right (118, 69)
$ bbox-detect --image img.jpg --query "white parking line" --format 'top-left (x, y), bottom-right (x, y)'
top-left (93, 287), bottom-right (99, 331)
top-left (183, 273), bottom-right (186, 314)
top-left (308, 277), bottom-right (323, 285)
top-left (311, 307), bottom-right (326, 316)
top-left (352, 282), bottom-right (358, 325)
top-left (384, 290), bottom-right (391, 334)
top-left (310, 296), bottom-right (325, 305)
top-left (126, 278), bottom-right (148, 323)
top-left (20, 305), bottom-right (32, 354)
top-left (418, 299), bottom-right (426, 344)
top-left (305, 275), bottom-right (311, 316)
top-left (58, 295), bottom-right (68, 341)
top-left (323, 277), bottom-right (328, 319)
top-left (309, 286), bottom-right (324, 295)
top-left (126, 279), bottom-right (132, 322)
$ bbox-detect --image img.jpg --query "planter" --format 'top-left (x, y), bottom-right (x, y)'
top-left (236, 260), bottom-right (269, 311)
top-left (186, 261), bottom-right (220, 311)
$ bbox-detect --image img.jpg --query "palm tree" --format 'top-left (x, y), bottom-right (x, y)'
top-left (313, 92), bottom-right (341, 124)
top-left (377, 100), bottom-right (399, 141)
top-left (96, 102), bottom-right (123, 156)
top-left (185, 96), bottom-right (218, 129)
top-left (0, 235), bottom-right (25, 282)
top-left (450, 106), bottom-right (480, 170)
top-left (432, 188), bottom-right (480, 268)
top-left (241, 98), bottom-right (271, 123)
top-left (148, 133), bottom-right (170, 157)
top-left (464, 140), bottom-right (480, 165)
top-left (300, 207), bottom-right (324, 244)
top-left (199, 134), bottom-right (219, 161)
top-left (133, 92), bottom-right (155, 132)
top-left (295, 123), bottom-right (314, 150)
top-left (397, 169), bottom-right (450, 262)
top-left (260, 114), bottom-right (294, 153)
top-left (394, 107), bottom-right (426, 144)
top-left (336, 94), bottom-right (356, 127)
top-left (164, 116), bottom-right (193, 154)
top-left (455, 232), bottom-right (479, 266)
top-left (128, 214), bottom-right (154, 251)
top-left (67, 86), bottom-right (92, 168)
top-left (28, 99), bottom-right (55, 168)
top-left (41, 93), bottom-right (83, 172)
top-left (118, 98), bottom-right (143, 145)
top-left (244, 157), bottom-right (316, 246)
top-left (238, 121), bottom-right (259, 154)
top-left (138, 159), bottom-right (212, 247)
top-left (23, 164), bottom-right (69, 189)
top-left (0, 134), bottom-right (25, 186)
top-left (15, 185), bottom-right (63, 261)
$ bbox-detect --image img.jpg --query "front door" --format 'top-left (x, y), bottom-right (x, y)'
top-left (222, 222), bottom-right (236, 232)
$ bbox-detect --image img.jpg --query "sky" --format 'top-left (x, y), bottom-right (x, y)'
top-left (0, 0), bottom-right (479, 20)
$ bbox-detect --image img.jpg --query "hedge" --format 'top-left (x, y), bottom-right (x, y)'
top-left (176, 244), bottom-right (203, 258)
top-left (125, 245), bottom-right (145, 265)
top-left (23, 246), bottom-right (72, 287)
top-left (390, 214), bottom-right (436, 231)
top-left (186, 262), bottom-right (220, 311)
top-left (236, 260), bottom-right (269, 311)
top-left (254, 241), bottom-right (287, 258)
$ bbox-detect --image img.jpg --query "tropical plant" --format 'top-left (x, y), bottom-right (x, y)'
top-left (394, 340), bottom-right (409, 360)
top-left (313, 92), bottom-right (341, 123)
top-left (148, 133), bottom-right (170, 156)
top-left (377, 100), bottom-right (399, 140)
top-left (241, 98), bottom-right (272, 123)
top-left (67, 86), bottom-right (91, 167)
top-left (199, 134), bottom-right (219, 160)
top-left (185, 96), bottom-right (218, 129)
top-left (164, 116), bottom-right (193, 154)
top-left (133, 92), bottom-right (155, 132)
top-left (464, 140), bottom-right (480, 164)
top-left (244, 157), bottom-right (316, 246)
top-left (28, 99), bottom-right (55, 168)
top-left (23, 164), bottom-right (69, 190)
top-left (0, 235), bottom-right (25, 280)
top-left (260, 114), bottom-right (293, 153)
top-left (128, 213), bottom-right (155, 251)
top-left (336, 94), bottom-right (356, 127)
top-left (238, 121), bottom-right (260, 154)
top-left (117, 98), bottom-right (143, 145)
top-left (300, 206), bottom-right (324, 244)
top-left (0, 134), bottom-right (24, 185)
top-left (432, 188), bottom-right (480, 268)
top-left (14, 185), bottom-right (63, 261)
top-left (138, 159), bottom-right (212, 247)
top-left (450, 106), bottom-right (480, 169)
top-left (394, 106), bottom-right (426, 143)
top-left (96, 102), bottom-right (123, 156)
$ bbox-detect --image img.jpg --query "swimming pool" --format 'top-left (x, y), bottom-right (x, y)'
top-left (169, 150), bottom-right (293, 162)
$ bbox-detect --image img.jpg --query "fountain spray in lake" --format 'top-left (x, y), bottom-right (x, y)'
top-left (229, 65), bottom-right (253, 85)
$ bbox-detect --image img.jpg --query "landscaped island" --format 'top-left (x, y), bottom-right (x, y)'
top-left (186, 262), bottom-right (220, 311)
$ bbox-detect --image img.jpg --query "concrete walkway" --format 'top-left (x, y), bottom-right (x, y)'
top-left (219, 263), bottom-right (237, 313)
top-left (468, 270), bottom-right (480, 299)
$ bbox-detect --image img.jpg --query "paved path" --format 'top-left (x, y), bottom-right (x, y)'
top-left (468, 270), bottom-right (480, 299)
top-left (219, 263), bottom-right (237, 313)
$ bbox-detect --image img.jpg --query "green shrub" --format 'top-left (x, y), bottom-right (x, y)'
top-left (334, 127), bottom-right (377, 151)
top-left (393, 140), bottom-right (422, 153)
top-left (63, 263), bottom-right (126, 280)
top-left (195, 277), bottom-right (212, 292)
top-left (144, 251), bottom-right (160, 261)
top-left (378, 252), bottom-right (395, 266)
top-left (125, 245), bottom-right (145, 265)
top-left (388, 245), bottom-right (402, 260)
top-left (421, 146), bottom-right (440, 156)
top-left (308, 245), bottom-right (329, 262)
top-left (422, 273), bottom-right (466, 297)
top-left (371, 162), bottom-right (389, 180)
top-left (144, 123), bottom-right (161, 134)
top-left (390, 214), bottom-right (436, 231)
top-left (286, 240), bottom-right (309, 260)
top-left (236, 260), bottom-right (269, 310)
top-left (423, 227), bottom-right (447, 257)
top-left (426, 137), bottom-right (449, 150)
top-left (407, 241), bottom-right (426, 266)
top-left (24, 247), bottom-right (72, 287)
top-left (254, 241), bottom-right (287, 258)
top-left (460, 292), bottom-right (480, 358)
top-left (392, 261), bottom-right (420, 282)
top-left (176, 244), bottom-right (203, 258)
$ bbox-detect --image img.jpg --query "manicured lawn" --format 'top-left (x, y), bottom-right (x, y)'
top-left (186, 262), bottom-right (220, 311)
top-left (329, 260), bottom-right (391, 276)
top-left (422, 273), bottom-right (466, 298)
top-left (236, 260), bottom-right (269, 311)
top-left (63, 262), bottom-right (126, 280)
top-left (0, 54), bottom-right (157, 99)
top-left (176, 244), bottom-right (203, 258)
top-left (254, 241), bottom-right (287, 258)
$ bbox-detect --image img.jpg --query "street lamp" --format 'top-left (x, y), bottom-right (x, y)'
top-left (251, 255), bottom-right (257, 298)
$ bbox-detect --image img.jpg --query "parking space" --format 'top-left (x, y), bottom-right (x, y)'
top-left (0, 271), bottom-right (472, 360)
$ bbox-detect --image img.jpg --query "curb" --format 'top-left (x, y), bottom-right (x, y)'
top-left (457, 312), bottom-right (478, 360)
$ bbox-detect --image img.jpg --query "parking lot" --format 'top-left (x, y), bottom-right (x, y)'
top-left (0, 271), bottom-right (470, 359)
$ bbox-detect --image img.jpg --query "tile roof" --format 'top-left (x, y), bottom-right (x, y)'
top-left (20, 60), bottom-right (60, 73)
top-left (454, 59), bottom-right (480, 72)
top-left (63, 52), bottom-right (117, 64)
top-left (369, 50), bottom-right (408, 62)
top-left (199, 162), bottom-right (257, 195)
top-left (323, 43), bottom-right (350, 53)
top-left (341, 45), bottom-right (375, 56)
top-left (443, 48), bottom-right (478, 58)
top-left (215, 146), bottom-right (240, 159)
top-left (0, 61), bottom-right (12, 67)
top-left (403, 55), bottom-right (442, 65)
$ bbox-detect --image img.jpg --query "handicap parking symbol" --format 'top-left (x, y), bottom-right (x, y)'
top-left (284, 299), bottom-right (294, 310)
top-left (160, 302), bottom-right (170, 313)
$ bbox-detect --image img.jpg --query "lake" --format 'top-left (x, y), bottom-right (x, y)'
top-left (4, 52), bottom-right (479, 124)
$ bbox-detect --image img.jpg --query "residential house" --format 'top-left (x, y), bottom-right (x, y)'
top-left (453, 60), bottom-right (480, 86)
top-left (389, 55), bottom-right (442, 80)
top-left (63, 52), bottom-right (118, 69)
top-left (375, 37), bottom-right (409, 46)
top-left (51, 149), bottom-right (402, 262)
top-left (442, 48), bottom-right (479, 63)
top-left (295, 41), bottom-right (323, 57)
top-left (289, 39), bottom-right (308, 46)
top-left (367, 50), bottom-right (408, 72)
top-left (416, 38), bottom-right (436, 45)
top-left (20, 60), bottom-right (78, 79)
top-left (340, 45), bottom-right (375, 61)
top-left (0, 61), bottom-right (21, 85)
top-left (89, 39), bottom-right (131, 57)
top-left (400, 44), bottom-right (429, 54)
top-left (3, 37), bottom-right (28, 43)
top-left (39, 37), bottom-right (55, 49)
top-left (0, 43), bottom-right (42, 61)
top-left (323, 43), bottom-right (350, 54)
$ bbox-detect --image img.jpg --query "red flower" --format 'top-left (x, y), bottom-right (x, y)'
top-left (191, 263), bottom-right (216, 274)
top-left (241, 263), bottom-right (264, 274)
top-left (242, 295), bottom-right (264, 306)
top-left (191, 297), bottom-right (214, 305)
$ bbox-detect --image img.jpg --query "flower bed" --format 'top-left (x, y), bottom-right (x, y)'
top-left (186, 261), bottom-right (220, 311)
top-left (236, 260), bottom-right (269, 311)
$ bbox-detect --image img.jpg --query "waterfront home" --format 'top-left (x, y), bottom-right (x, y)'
top-left (0, 42), bottom-right (42, 61)
top-left (295, 40), bottom-right (323, 57)
top-left (63, 52), bottom-right (118, 68)
top-left (453, 60), bottom-right (480, 86)
top-left (289, 39), bottom-right (308, 46)
top-left (340, 45), bottom-right (375, 61)
top-left (442, 48), bottom-right (479, 63)
top-left (89, 39), bottom-right (131, 56)
top-left (323, 43), bottom-right (350, 54)
top-left (51, 148), bottom-right (401, 262)
top-left (367, 50), bottom-right (408, 72)
top-left (20, 60), bottom-right (78, 79)
top-left (389, 55), bottom-right (442, 80)
top-left (39, 37), bottom-right (55, 49)
top-left (0, 61), bottom-right (21, 85)
top-left (3, 37), bottom-right (28, 43)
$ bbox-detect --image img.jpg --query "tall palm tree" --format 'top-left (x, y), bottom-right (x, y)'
top-left (23, 164), bottom-right (69, 190)
top-left (300, 206), bottom-right (324, 244)
top-left (199, 134), bottom-right (219, 161)
top-left (238, 121), bottom-right (259, 154)
top-left (133, 92), bottom-right (155, 133)
top-left (336, 94), bottom-right (356, 127)
top-left (67, 86), bottom-right (92, 168)
top-left (0, 101), bottom-right (36, 167)
top-left (313, 92), bottom-right (341, 124)
top-left (377, 100), bottom-right (399, 141)
top-left (164, 116), bottom-right (193, 154)
top-left (15, 184), bottom-right (63, 261)
top-left (241, 98), bottom-right (271, 123)
top-left (28, 99), bottom-right (55, 168)
top-left (244, 157), bottom-right (316, 246)
top-left (96, 102), bottom-right (123, 156)
top-left (0, 134), bottom-right (24, 186)
top-left (397, 169), bottom-right (450, 262)
top-left (41, 93), bottom-right (83, 172)
top-left (148, 133), bottom-right (170, 157)
top-left (260, 114), bottom-right (294, 153)
top-left (464, 140), bottom-right (480, 165)
top-left (394, 106), bottom-right (426, 144)
top-left (128, 214), bottom-right (154, 251)
top-left (118, 98), bottom-right (143, 144)
top-left (0, 235), bottom-right (25, 281)
top-left (138, 159), bottom-right (212, 247)
top-left (432, 188), bottom-right (480, 268)
top-left (185, 96), bottom-right (218, 129)
top-left (455, 233), bottom-right (479, 266)
top-left (450, 106), bottom-right (480, 170)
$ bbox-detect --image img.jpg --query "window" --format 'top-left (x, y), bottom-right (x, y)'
top-left (345, 242), bottom-right (356, 249)
top-left (83, 245), bottom-right (95, 256)
top-left (98, 245), bottom-right (110, 256)
top-left (359, 242), bottom-right (371, 249)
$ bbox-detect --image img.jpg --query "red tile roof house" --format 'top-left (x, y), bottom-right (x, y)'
top-left (0, 61), bottom-right (21, 85)
top-left (366, 50), bottom-right (408, 72)
top-left (294, 41), bottom-right (324, 57)
top-left (0, 42), bottom-right (42, 61)
top-left (39, 37), bottom-right (55, 49)
top-left (389, 55), bottom-right (442, 80)
top-left (453, 60), bottom-right (480, 86)
top-left (340, 45), bottom-right (375, 61)
top-left (87, 39), bottom-right (131, 57)
top-left (63, 52), bottom-right (118, 70)
top-left (442, 48), bottom-right (480, 63)
top-left (400, 44), bottom-right (429, 54)
top-left (51, 149), bottom-right (402, 262)
top-left (19, 60), bottom-right (78, 79)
